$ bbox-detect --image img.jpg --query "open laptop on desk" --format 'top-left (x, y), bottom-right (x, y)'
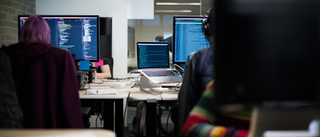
top-left (137, 42), bottom-right (182, 84)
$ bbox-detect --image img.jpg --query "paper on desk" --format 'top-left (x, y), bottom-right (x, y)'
top-left (86, 89), bottom-right (117, 95)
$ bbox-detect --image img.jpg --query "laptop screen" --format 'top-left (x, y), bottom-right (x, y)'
top-left (137, 42), bottom-right (170, 69)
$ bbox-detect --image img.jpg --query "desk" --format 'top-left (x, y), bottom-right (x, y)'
top-left (129, 87), bottom-right (178, 100)
top-left (0, 129), bottom-right (115, 137)
top-left (79, 79), bottom-right (179, 137)
top-left (128, 85), bottom-right (179, 136)
top-left (79, 80), bottom-right (131, 137)
top-left (128, 75), bottom-right (179, 100)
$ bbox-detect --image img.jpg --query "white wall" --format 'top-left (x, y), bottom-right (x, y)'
top-left (127, 0), bottom-right (154, 19)
top-left (36, 0), bottom-right (128, 78)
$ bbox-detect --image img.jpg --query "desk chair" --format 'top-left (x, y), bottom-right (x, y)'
top-left (104, 58), bottom-right (114, 79)
top-left (96, 58), bottom-right (113, 79)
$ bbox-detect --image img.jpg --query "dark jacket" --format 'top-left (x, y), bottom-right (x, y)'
top-left (0, 49), bottom-right (23, 128)
top-left (1, 42), bottom-right (83, 128)
top-left (178, 46), bottom-right (214, 133)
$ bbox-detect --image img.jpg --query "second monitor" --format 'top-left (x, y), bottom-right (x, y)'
top-left (172, 16), bottom-right (209, 64)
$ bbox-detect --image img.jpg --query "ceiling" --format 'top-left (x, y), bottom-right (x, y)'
top-left (154, 0), bottom-right (213, 15)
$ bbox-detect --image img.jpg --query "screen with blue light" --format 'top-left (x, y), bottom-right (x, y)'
top-left (137, 42), bottom-right (169, 69)
top-left (173, 16), bottom-right (209, 63)
top-left (19, 15), bottom-right (99, 61)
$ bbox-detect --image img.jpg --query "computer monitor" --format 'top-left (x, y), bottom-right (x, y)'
top-left (214, 0), bottom-right (320, 111)
top-left (18, 15), bottom-right (100, 62)
top-left (172, 16), bottom-right (209, 64)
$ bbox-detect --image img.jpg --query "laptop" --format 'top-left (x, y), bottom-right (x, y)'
top-left (137, 42), bottom-right (182, 84)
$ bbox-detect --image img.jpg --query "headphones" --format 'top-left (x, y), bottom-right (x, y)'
top-left (202, 8), bottom-right (214, 37)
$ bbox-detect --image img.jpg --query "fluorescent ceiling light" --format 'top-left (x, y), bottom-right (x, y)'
top-left (155, 10), bottom-right (192, 13)
top-left (156, 3), bottom-right (201, 5)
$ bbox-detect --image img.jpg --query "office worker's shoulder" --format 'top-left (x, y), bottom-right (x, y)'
top-left (191, 47), bottom-right (209, 62)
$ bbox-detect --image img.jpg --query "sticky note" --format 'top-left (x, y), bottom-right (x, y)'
top-left (95, 58), bottom-right (104, 66)
top-left (80, 60), bottom-right (90, 70)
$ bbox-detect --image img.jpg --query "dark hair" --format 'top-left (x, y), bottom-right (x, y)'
top-left (20, 15), bottom-right (50, 43)
top-left (155, 36), bottom-right (164, 42)
top-left (202, 8), bottom-right (215, 37)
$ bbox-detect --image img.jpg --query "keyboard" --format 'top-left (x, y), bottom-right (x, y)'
top-left (142, 70), bottom-right (178, 77)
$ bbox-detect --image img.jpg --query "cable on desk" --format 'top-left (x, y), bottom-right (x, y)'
top-left (120, 69), bottom-right (139, 82)
top-left (174, 82), bottom-right (182, 91)
top-left (122, 69), bottom-right (140, 82)
top-left (128, 69), bottom-right (139, 74)
top-left (170, 62), bottom-right (184, 75)
top-left (93, 79), bottom-right (104, 84)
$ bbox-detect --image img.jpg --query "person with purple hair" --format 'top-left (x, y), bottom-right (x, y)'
top-left (0, 15), bottom-right (84, 128)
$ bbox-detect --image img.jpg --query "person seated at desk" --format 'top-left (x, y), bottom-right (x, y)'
top-left (96, 58), bottom-right (112, 79)
top-left (155, 36), bottom-right (164, 42)
top-left (182, 81), bottom-right (251, 137)
top-left (1, 15), bottom-right (83, 128)
top-left (178, 8), bottom-right (215, 133)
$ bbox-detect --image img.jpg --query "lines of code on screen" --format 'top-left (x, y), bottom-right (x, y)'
top-left (19, 16), bottom-right (98, 61)
top-left (138, 44), bottom-right (169, 68)
top-left (174, 17), bottom-right (208, 63)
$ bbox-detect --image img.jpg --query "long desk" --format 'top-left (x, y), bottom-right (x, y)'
top-left (79, 81), bottom-right (130, 137)
top-left (128, 88), bottom-right (178, 101)
top-left (0, 129), bottom-right (115, 137)
top-left (128, 83), bottom-right (179, 136)
top-left (79, 78), bottom-right (179, 137)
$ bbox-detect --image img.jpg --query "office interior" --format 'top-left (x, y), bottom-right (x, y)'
top-left (0, 0), bottom-right (212, 78)
top-left (0, 0), bottom-right (211, 136)
top-left (1, 0), bottom-right (320, 137)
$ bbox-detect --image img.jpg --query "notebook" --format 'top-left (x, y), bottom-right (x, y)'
top-left (137, 42), bottom-right (182, 84)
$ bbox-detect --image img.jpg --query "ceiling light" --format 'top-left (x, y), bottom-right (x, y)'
top-left (155, 10), bottom-right (192, 13)
top-left (156, 3), bottom-right (201, 5)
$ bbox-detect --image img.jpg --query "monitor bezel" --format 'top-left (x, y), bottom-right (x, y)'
top-left (172, 15), bottom-right (207, 65)
top-left (18, 15), bottom-right (100, 62)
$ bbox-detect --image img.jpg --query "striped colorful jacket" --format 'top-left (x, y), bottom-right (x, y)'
top-left (181, 80), bottom-right (250, 137)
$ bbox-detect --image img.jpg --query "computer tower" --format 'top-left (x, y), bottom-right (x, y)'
top-left (88, 68), bottom-right (96, 83)
top-left (77, 71), bottom-right (85, 89)
top-left (100, 17), bottom-right (112, 58)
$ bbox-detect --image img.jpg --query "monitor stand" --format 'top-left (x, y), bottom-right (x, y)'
top-left (138, 75), bottom-right (175, 93)
top-left (248, 107), bottom-right (320, 137)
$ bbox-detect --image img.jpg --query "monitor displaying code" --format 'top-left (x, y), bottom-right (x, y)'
top-left (19, 16), bottom-right (99, 61)
top-left (137, 42), bottom-right (169, 69)
top-left (173, 16), bottom-right (209, 63)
